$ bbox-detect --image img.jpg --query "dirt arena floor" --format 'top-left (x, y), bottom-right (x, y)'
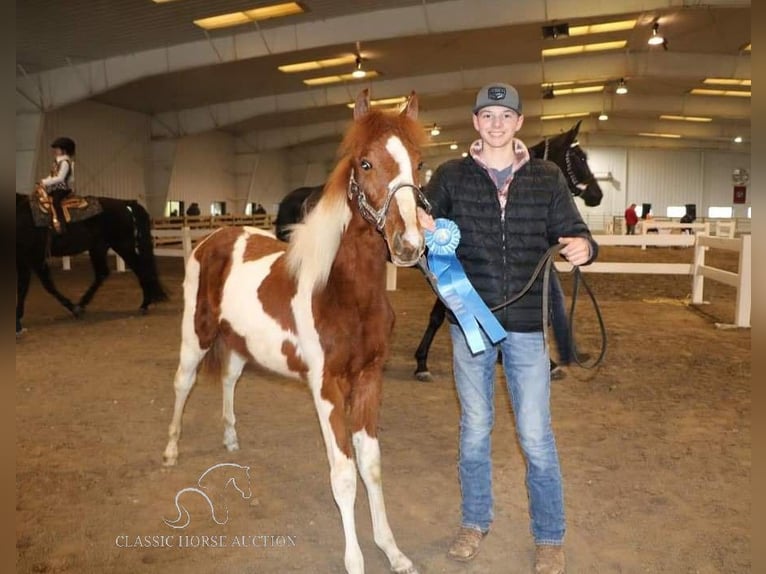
top-left (16, 244), bottom-right (750, 573)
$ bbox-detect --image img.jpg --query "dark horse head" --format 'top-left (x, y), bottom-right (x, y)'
top-left (528, 120), bottom-right (603, 207)
top-left (274, 185), bottom-right (323, 242)
top-left (275, 121), bottom-right (603, 240)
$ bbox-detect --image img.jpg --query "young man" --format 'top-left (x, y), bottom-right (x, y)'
top-left (40, 137), bottom-right (76, 234)
top-left (418, 83), bottom-right (598, 573)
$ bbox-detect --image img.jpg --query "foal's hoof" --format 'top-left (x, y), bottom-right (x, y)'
top-left (72, 305), bottom-right (84, 318)
top-left (140, 306), bottom-right (150, 315)
top-left (414, 370), bottom-right (433, 383)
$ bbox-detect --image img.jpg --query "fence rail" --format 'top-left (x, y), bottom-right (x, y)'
top-left (61, 214), bottom-right (274, 271)
top-left (609, 216), bottom-right (750, 237)
top-left (557, 232), bottom-right (751, 328)
top-left (152, 213), bottom-right (273, 230)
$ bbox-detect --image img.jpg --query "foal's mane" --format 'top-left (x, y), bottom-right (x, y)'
top-left (285, 106), bottom-right (423, 292)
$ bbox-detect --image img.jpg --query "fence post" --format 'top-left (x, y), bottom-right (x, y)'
top-left (691, 235), bottom-right (707, 304)
top-left (734, 235), bottom-right (751, 327)
top-left (182, 226), bottom-right (193, 262)
top-left (385, 262), bottom-right (397, 291)
top-left (641, 221), bottom-right (648, 250)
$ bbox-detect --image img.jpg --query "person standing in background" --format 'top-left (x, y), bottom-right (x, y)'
top-left (624, 203), bottom-right (639, 235)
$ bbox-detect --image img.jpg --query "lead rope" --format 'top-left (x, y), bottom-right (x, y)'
top-left (418, 245), bottom-right (607, 370)
top-left (486, 244), bottom-right (607, 369)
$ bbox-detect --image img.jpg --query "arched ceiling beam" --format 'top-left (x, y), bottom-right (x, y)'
top-left (17, 0), bottom-right (711, 113)
top-left (149, 52), bottom-right (749, 140)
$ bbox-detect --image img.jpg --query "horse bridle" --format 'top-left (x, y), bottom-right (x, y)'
top-left (543, 138), bottom-right (595, 191)
top-left (347, 170), bottom-right (431, 232)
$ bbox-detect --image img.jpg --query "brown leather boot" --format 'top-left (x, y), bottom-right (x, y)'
top-left (535, 544), bottom-right (565, 573)
top-left (447, 527), bottom-right (487, 562)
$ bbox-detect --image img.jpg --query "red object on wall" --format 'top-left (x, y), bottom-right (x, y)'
top-left (733, 185), bottom-right (747, 204)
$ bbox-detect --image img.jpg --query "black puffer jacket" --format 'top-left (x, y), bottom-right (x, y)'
top-left (426, 154), bottom-right (598, 332)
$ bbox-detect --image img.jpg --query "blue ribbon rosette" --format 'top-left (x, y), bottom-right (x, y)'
top-left (425, 218), bottom-right (507, 354)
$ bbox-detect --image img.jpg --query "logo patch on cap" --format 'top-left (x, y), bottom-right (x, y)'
top-left (487, 86), bottom-right (506, 100)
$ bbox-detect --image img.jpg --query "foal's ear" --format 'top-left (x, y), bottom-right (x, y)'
top-left (401, 91), bottom-right (419, 120)
top-left (353, 89), bottom-right (371, 120)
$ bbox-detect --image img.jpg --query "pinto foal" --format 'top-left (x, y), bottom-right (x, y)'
top-left (162, 90), bottom-right (426, 574)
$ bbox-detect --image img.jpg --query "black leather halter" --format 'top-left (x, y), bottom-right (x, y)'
top-left (543, 138), bottom-right (595, 190)
top-left (347, 170), bottom-right (431, 231)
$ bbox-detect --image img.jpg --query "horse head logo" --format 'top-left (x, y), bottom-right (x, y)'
top-left (164, 463), bottom-right (252, 529)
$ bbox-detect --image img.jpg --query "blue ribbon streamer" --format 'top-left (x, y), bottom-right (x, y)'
top-left (425, 219), bottom-right (507, 354)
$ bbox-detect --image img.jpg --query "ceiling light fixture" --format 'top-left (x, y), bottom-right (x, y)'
top-left (703, 78), bottom-right (751, 87)
top-left (540, 112), bottom-right (590, 121)
top-left (648, 21), bottom-right (665, 46)
top-left (598, 111), bottom-right (609, 121)
top-left (690, 88), bottom-right (750, 98)
top-left (346, 96), bottom-right (408, 109)
top-left (615, 78), bottom-right (628, 95)
top-left (552, 85), bottom-right (604, 96)
top-left (303, 70), bottom-right (379, 86)
top-left (430, 124), bottom-right (441, 136)
top-left (542, 23), bottom-right (570, 39)
top-left (542, 40), bottom-right (627, 58)
top-left (449, 143), bottom-right (459, 150)
top-left (638, 132), bottom-right (682, 139)
top-left (568, 19), bottom-right (636, 36)
top-left (279, 55), bottom-right (357, 73)
top-left (351, 55), bottom-right (366, 79)
top-left (193, 2), bottom-right (303, 30)
top-left (660, 114), bottom-right (712, 123)
top-left (733, 136), bottom-right (743, 143)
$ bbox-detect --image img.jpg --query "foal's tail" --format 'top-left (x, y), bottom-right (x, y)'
top-left (199, 335), bottom-right (230, 383)
top-left (129, 201), bottom-right (169, 304)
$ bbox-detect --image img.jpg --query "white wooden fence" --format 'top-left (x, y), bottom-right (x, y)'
top-left (61, 214), bottom-right (273, 273)
top-left (59, 223), bottom-right (749, 322)
top-left (691, 234), bottom-right (750, 328)
top-left (148, 226), bottom-right (398, 291)
top-left (556, 233), bottom-right (751, 328)
top-left (611, 216), bottom-right (748, 238)
top-left (60, 223), bottom-right (398, 291)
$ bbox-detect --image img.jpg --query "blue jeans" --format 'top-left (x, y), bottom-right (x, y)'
top-left (450, 324), bottom-right (565, 545)
top-left (549, 272), bottom-right (572, 365)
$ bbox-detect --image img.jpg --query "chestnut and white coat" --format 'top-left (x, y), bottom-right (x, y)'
top-left (163, 90), bottom-right (427, 574)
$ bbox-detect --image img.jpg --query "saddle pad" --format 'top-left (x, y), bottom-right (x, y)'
top-left (31, 187), bottom-right (103, 228)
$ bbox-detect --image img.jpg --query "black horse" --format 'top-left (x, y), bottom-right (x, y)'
top-left (274, 121), bottom-right (603, 379)
top-left (16, 193), bottom-right (168, 334)
top-left (274, 185), bottom-right (323, 241)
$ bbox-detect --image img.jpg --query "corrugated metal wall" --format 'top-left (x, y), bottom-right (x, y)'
top-left (235, 148), bottom-right (290, 215)
top-left (39, 101), bottom-right (150, 201)
top-left (167, 131), bottom-right (236, 214)
top-left (626, 149), bottom-right (703, 216)
top-left (702, 151), bottom-right (751, 218)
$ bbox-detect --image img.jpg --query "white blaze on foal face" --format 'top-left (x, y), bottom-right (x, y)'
top-left (384, 135), bottom-right (422, 251)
